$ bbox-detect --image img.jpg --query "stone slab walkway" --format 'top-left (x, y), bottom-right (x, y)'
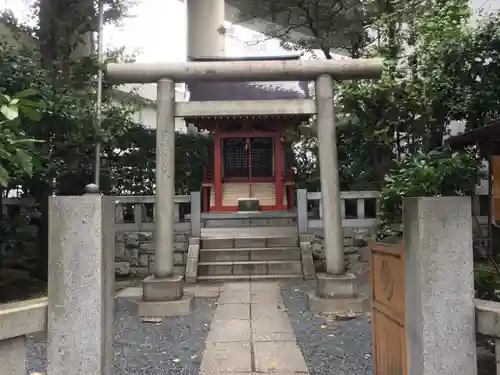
top-left (201, 281), bottom-right (309, 375)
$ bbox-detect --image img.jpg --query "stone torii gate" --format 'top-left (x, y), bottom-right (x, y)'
top-left (106, 58), bottom-right (383, 315)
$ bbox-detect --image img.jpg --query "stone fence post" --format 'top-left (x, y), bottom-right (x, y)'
top-left (297, 189), bottom-right (308, 234)
top-left (403, 197), bottom-right (477, 375)
top-left (191, 191), bottom-right (201, 237)
top-left (47, 184), bottom-right (114, 375)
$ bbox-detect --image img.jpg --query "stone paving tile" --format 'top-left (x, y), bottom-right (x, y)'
top-left (222, 282), bottom-right (250, 292)
top-left (213, 303), bottom-right (250, 320)
top-left (251, 303), bottom-right (288, 319)
top-left (200, 342), bottom-right (252, 374)
top-left (253, 341), bottom-right (309, 373)
top-left (207, 319), bottom-right (251, 342)
top-left (250, 289), bottom-right (282, 304)
top-left (218, 290), bottom-right (250, 305)
top-left (250, 281), bottom-right (280, 291)
top-left (251, 317), bottom-right (293, 334)
top-left (200, 281), bottom-right (310, 375)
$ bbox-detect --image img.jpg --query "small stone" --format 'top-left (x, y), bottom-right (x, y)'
top-left (139, 254), bottom-right (149, 267)
top-left (115, 262), bottom-right (131, 276)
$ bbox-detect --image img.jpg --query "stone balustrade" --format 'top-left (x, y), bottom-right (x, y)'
top-left (113, 194), bottom-right (192, 278)
top-left (0, 298), bottom-right (47, 375)
top-left (475, 299), bottom-right (500, 374)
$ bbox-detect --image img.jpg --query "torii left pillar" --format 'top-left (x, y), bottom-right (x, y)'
top-left (137, 79), bottom-right (194, 319)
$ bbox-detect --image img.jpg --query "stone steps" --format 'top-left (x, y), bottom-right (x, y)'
top-left (196, 230), bottom-right (304, 282)
top-left (198, 260), bottom-right (302, 277)
top-left (201, 236), bottom-right (298, 249)
top-left (197, 273), bottom-right (302, 282)
top-left (199, 247), bottom-right (301, 262)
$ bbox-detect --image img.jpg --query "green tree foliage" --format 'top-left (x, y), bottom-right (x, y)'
top-left (0, 90), bottom-right (43, 187)
top-left (234, 0), bottom-right (375, 58)
top-left (238, 0), bottom-right (500, 189)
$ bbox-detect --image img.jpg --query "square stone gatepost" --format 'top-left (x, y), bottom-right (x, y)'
top-left (47, 184), bottom-right (114, 375)
top-left (306, 74), bottom-right (367, 315)
top-left (185, 191), bottom-right (201, 283)
top-left (138, 79), bottom-right (194, 319)
top-left (297, 188), bottom-right (308, 235)
top-left (403, 197), bottom-right (477, 375)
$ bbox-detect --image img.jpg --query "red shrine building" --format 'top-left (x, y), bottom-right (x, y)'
top-left (186, 55), bottom-right (310, 213)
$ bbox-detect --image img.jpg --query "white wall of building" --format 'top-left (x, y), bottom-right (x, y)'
top-left (115, 83), bottom-right (194, 133)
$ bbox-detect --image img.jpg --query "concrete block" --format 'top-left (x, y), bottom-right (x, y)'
top-left (267, 236), bottom-right (298, 247)
top-left (139, 254), bottom-right (149, 267)
top-left (0, 336), bottom-right (26, 375)
top-left (218, 290), bottom-right (251, 305)
top-left (185, 247), bottom-right (199, 283)
top-left (250, 249), bottom-right (300, 261)
top-left (47, 194), bottom-right (114, 375)
top-left (297, 189), bottom-right (308, 234)
top-left (234, 238), bottom-right (266, 248)
top-left (0, 298), bottom-right (47, 341)
top-left (191, 191), bottom-right (201, 237)
top-left (202, 238), bottom-right (234, 249)
top-left (135, 293), bottom-right (194, 317)
top-left (306, 291), bottom-right (369, 315)
top-left (475, 299), bottom-right (500, 337)
top-left (403, 197), bottom-right (477, 375)
top-left (175, 234), bottom-right (187, 242)
top-left (184, 261), bottom-right (198, 283)
top-left (253, 341), bottom-right (309, 373)
top-left (251, 317), bottom-right (295, 342)
top-left (142, 275), bottom-right (183, 301)
top-left (131, 266), bottom-right (149, 276)
top-left (234, 262), bottom-right (268, 275)
top-left (174, 252), bottom-right (185, 265)
top-left (213, 303), bottom-right (250, 320)
top-left (174, 241), bottom-right (187, 251)
top-left (268, 261), bottom-right (302, 274)
top-left (300, 241), bottom-right (315, 280)
top-left (187, 242), bottom-right (199, 259)
top-left (173, 265), bottom-right (185, 275)
top-left (199, 264), bottom-right (233, 276)
top-left (316, 272), bottom-right (358, 298)
top-left (207, 319), bottom-right (251, 342)
top-left (200, 250), bottom-right (250, 262)
top-left (189, 237), bottom-right (200, 246)
top-left (201, 342), bottom-right (251, 374)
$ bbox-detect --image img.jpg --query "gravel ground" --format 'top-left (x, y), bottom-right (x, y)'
top-left (26, 297), bottom-right (217, 375)
top-left (280, 281), bottom-right (373, 375)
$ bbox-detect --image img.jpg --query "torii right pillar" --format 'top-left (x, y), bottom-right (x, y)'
top-left (306, 74), bottom-right (368, 315)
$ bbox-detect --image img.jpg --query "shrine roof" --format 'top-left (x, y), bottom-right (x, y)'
top-left (187, 55), bottom-right (309, 102)
top-left (445, 119), bottom-right (500, 152)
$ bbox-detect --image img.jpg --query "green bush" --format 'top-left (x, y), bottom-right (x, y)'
top-left (378, 148), bottom-right (483, 238)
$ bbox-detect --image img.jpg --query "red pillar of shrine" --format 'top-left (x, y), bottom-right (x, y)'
top-left (274, 133), bottom-right (284, 210)
top-left (213, 134), bottom-right (222, 210)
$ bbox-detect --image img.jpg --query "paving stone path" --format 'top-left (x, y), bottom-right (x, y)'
top-left (201, 281), bottom-right (309, 375)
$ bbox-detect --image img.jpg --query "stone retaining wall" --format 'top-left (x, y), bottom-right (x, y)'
top-left (310, 227), bottom-right (375, 280)
top-left (114, 232), bottom-right (189, 277)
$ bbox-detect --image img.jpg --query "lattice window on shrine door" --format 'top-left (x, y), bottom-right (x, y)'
top-left (223, 138), bottom-right (249, 178)
top-left (250, 137), bottom-right (273, 178)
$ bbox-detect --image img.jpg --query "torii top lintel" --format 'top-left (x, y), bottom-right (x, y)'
top-left (105, 58), bottom-right (384, 85)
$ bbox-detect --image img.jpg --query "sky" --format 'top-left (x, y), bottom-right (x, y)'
top-left (0, 0), bottom-right (285, 62)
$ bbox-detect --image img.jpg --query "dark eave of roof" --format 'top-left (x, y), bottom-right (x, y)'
top-left (445, 119), bottom-right (500, 150)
